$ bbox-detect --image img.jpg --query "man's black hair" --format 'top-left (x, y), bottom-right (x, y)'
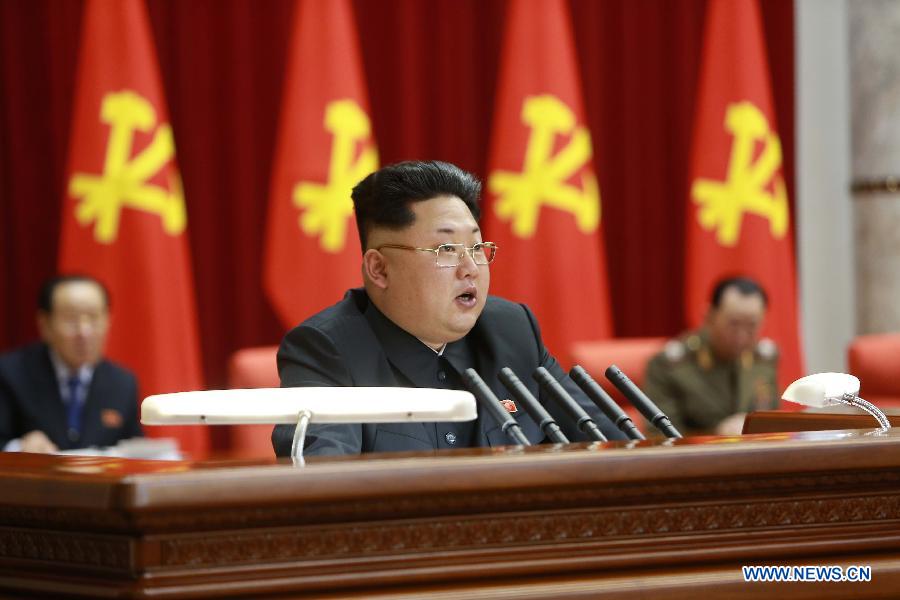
top-left (710, 276), bottom-right (768, 308)
top-left (38, 274), bottom-right (110, 313)
top-left (351, 160), bottom-right (482, 251)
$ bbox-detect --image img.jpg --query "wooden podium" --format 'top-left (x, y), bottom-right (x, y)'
top-left (2, 427), bottom-right (900, 598)
top-left (744, 409), bottom-right (900, 434)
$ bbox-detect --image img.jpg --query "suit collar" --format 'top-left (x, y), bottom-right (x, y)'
top-left (27, 344), bottom-right (69, 444)
top-left (358, 293), bottom-right (524, 448)
top-left (363, 300), bottom-right (467, 389)
top-left (46, 347), bottom-right (95, 399)
top-left (363, 300), bottom-right (489, 447)
top-left (33, 343), bottom-right (111, 449)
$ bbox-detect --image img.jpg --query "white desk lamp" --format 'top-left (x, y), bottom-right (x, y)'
top-left (141, 387), bottom-right (478, 464)
top-left (782, 372), bottom-right (891, 432)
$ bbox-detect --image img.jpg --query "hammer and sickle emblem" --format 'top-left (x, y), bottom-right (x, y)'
top-left (69, 91), bottom-right (186, 244)
top-left (488, 95), bottom-right (599, 239)
top-left (691, 101), bottom-right (789, 247)
top-left (293, 99), bottom-right (378, 253)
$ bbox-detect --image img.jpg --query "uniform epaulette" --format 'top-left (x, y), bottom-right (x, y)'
top-left (684, 334), bottom-right (702, 352)
top-left (756, 337), bottom-right (779, 361)
top-left (663, 339), bottom-right (687, 362)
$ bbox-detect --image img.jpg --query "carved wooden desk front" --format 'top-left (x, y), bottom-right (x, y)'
top-left (1, 429), bottom-right (899, 598)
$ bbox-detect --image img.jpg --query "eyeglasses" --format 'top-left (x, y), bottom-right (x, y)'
top-left (50, 311), bottom-right (109, 334)
top-left (377, 242), bottom-right (498, 267)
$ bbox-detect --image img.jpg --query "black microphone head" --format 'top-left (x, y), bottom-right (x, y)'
top-left (464, 368), bottom-right (531, 446)
top-left (499, 366), bottom-right (569, 443)
top-left (499, 367), bottom-right (519, 385)
top-left (532, 366), bottom-right (554, 385)
top-left (569, 365), bottom-right (615, 396)
top-left (463, 368), bottom-right (493, 398)
top-left (532, 366), bottom-right (606, 442)
top-left (570, 364), bottom-right (646, 441)
top-left (605, 364), bottom-right (627, 382)
top-left (463, 368), bottom-right (482, 385)
top-left (604, 363), bottom-right (681, 438)
top-left (569, 365), bottom-right (592, 385)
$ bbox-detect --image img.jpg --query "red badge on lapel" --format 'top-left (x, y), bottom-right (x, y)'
top-left (499, 399), bottom-right (517, 413)
top-left (101, 409), bottom-right (123, 429)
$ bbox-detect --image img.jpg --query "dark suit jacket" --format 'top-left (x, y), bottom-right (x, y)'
top-left (272, 289), bottom-right (624, 456)
top-left (0, 342), bottom-right (143, 450)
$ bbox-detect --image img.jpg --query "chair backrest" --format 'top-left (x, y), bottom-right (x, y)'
top-left (228, 345), bottom-right (281, 389)
top-left (847, 333), bottom-right (900, 406)
top-left (226, 345), bottom-right (280, 457)
top-left (569, 337), bottom-right (667, 405)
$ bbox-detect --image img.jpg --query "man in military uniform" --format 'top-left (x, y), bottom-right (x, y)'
top-left (643, 276), bottom-right (778, 436)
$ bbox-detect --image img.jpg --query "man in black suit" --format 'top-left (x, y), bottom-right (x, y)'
top-left (0, 275), bottom-right (142, 452)
top-left (272, 161), bottom-right (623, 456)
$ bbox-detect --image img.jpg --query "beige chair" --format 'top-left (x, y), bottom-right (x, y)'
top-left (226, 345), bottom-right (280, 458)
top-left (847, 333), bottom-right (900, 408)
top-left (569, 337), bottom-right (667, 432)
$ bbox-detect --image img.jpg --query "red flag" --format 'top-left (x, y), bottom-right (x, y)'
top-left (484, 0), bottom-right (612, 363)
top-left (263, 0), bottom-right (377, 329)
top-left (60, 0), bottom-right (208, 457)
top-left (686, 0), bottom-right (804, 391)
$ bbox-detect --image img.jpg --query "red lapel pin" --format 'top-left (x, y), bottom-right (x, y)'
top-left (499, 398), bottom-right (517, 413)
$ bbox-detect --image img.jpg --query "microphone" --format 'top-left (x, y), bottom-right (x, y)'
top-left (463, 369), bottom-right (531, 446)
top-left (498, 367), bottom-right (570, 444)
top-left (604, 364), bottom-right (682, 438)
top-left (569, 365), bottom-right (645, 441)
top-left (532, 367), bottom-right (607, 442)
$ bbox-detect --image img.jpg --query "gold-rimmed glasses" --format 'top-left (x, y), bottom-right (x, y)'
top-left (376, 242), bottom-right (498, 267)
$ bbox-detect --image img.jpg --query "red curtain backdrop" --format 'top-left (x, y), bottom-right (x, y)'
top-left (686, 0), bottom-right (803, 391)
top-left (0, 1), bottom-right (794, 393)
top-left (58, 0), bottom-right (209, 456)
top-left (264, 0), bottom-right (376, 330)
top-left (484, 0), bottom-right (613, 361)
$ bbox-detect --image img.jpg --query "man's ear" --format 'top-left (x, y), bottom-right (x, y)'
top-left (362, 249), bottom-right (389, 289)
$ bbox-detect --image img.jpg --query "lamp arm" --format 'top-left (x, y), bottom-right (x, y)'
top-left (830, 393), bottom-right (891, 432)
top-left (290, 410), bottom-right (312, 466)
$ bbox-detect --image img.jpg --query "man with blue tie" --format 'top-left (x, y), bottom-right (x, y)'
top-left (0, 275), bottom-right (142, 452)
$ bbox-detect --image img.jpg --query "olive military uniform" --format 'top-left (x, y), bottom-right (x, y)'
top-left (643, 329), bottom-right (779, 435)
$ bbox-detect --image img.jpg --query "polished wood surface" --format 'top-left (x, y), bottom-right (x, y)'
top-left (2, 429), bottom-right (900, 598)
top-left (743, 409), bottom-right (900, 434)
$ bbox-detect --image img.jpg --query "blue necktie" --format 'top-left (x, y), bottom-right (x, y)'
top-left (66, 375), bottom-right (83, 441)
